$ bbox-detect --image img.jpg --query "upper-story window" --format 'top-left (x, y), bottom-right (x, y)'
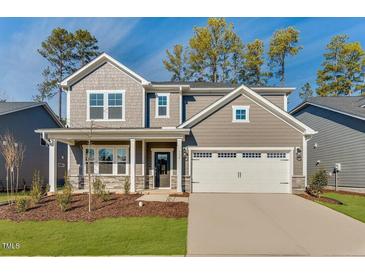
top-left (155, 93), bottom-right (169, 118)
top-left (232, 106), bottom-right (250, 123)
top-left (87, 90), bottom-right (125, 121)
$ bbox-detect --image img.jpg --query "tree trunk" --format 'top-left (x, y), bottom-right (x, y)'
top-left (16, 167), bottom-right (19, 194)
top-left (280, 57), bottom-right (285, 86)
top-left (58, 86), bottom-right (62, 120)
top-left (6, 169), bottom-right (9, 203)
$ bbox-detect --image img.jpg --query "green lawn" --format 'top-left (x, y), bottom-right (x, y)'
top-left (317, 192), bottom-right (365, 223)
top-left (0, 192), bottom-right (29, 202)
top-left (0, 217), bottom-right (187, 256)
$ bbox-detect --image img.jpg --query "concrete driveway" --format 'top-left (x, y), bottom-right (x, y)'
top-left (188, 193), bottom-right (365, 256)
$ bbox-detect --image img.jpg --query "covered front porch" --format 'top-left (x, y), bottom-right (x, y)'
top-left (35, 128), bottom-right (190, 193)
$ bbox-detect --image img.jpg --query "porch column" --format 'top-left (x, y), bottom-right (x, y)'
top-left (130, 138), bottom-right (136, 192)
top-left (49, 140), bottom-right (57, 193)
top-left (177, 138), bottom-right (183, 192)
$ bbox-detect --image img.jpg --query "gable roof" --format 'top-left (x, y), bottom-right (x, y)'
top-left (290, 96), bottom-right (365, 121)
top-left (178, 85), bottom-right (317, 135)
top-left (0, 102), bottom-right (64, 127)
top-left (61, 53), bottom-right (150, 88)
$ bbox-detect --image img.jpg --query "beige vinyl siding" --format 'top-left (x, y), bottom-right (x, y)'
top-left (184, 94), bottom-right (303, 175)
top-left (262, 94), bottom-right (285, 110)
top-left (69, 62), bottom-right (144, 128)
top-left (183, 95), bottom-right (223, 121)
top-left (147, 92), bottom-right (180, 127)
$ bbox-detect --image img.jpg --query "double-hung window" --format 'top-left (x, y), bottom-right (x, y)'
top-left (117, 148), bottom-right (127, 174)
top-left (85, 148), bottom-right (95, 174)
top-left (87, 91), bottom-right (125, 121)
top-left (232, 106), bottom-right (250, 123)
top-left (156, 93), bottom-right (169, 118)
top-left (89, 93), bottom-right (104, 120)
top-left (108, 93), bottom-right (123, 119)
top-left (98, 148), bottom-right (113, 174)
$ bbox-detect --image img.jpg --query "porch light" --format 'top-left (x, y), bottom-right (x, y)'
top-left (138, 201), bottom-right (144, 207)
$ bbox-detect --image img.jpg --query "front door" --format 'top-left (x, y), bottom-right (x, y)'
top-left (155, 152), bottom-right (170, 188)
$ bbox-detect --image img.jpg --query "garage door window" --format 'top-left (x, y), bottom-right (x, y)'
top-left (218, 152), bottom-right (237, 158)
top-left (267, 152), bottom-right (287, 159)
top-left (193, 152), bottom-right (212, 159)
top-left (242, 152), bottom-right (261, 158)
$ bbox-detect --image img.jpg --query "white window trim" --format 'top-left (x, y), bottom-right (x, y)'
top-left (86, 90), bottom-right (126, 122)
top-left (155, 93), bottom-right (170, 118)
top-left (232, 105), bottom-right (250, 123)
top-left (82, 145), bottom-right (129, 176)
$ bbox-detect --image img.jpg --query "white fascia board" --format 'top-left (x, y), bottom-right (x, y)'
top-left (61, 53), bottom-right (150, 88)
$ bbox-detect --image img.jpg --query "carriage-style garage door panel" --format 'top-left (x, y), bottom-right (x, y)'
top-left (191, 150), bottom-right (291, 193)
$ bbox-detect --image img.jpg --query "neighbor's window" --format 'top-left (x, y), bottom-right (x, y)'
top-left (232, 106), bottom-right (249, 122)
top-left (98, 148), bottom-right (113, 174)
top-left (117, 148), bottom-right (127, 174)
top-left (89, 93), bottom-right (104, 119)
top-left (156, 93), bottom-right (169, 118)
top-left (108, 93), bottom-right (123, 119)
top-left (85, 148), bottom-right (95, 174)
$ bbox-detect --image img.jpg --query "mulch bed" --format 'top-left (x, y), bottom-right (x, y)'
top-left (297, 193), bottom-right (343, 205)
top-left (169, 192), bottom-right (190, 197)
top-left (324, 189), bottom-right (365, 197)
top-left (0, 194), bottom-right (188, 222)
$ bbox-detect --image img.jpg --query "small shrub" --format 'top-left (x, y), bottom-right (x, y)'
top-left (124, 177), bottom-right (130, 194)
top-left (308, 168), bottom-right (328, 197)
top-left (15, 196), bottom-right (30, 213)
top-left (56, 175), bottom-right (73, 212)
top-left (93, 178), bottom-right (110, 201)
top-left (30, 170), bottom-right (43, 204)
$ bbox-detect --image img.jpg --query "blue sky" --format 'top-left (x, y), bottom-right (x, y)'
top-left (1, 17), bottom-right (365, 114)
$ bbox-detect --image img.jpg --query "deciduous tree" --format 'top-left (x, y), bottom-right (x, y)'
top-left (316, 35), bottom-right (365, 96)
top-left (268, 26), bottom-right (302, 86)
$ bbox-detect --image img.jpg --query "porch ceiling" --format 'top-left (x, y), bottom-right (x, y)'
top-left (35, 128), bottom-right (190, 145)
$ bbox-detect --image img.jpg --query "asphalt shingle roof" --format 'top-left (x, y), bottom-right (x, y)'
top-left (0, 102), bottom-right (43, 115)
top-left (306, 96), bottom-right (365, 119)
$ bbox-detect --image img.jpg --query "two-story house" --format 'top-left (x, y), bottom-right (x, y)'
top-left (36, 53), bottom-right (316, 194)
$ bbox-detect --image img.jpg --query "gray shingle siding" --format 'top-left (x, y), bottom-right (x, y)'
top-left (293, 105), bottom-right (365, 188)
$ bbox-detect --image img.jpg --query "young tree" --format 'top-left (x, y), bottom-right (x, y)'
top-left (268, 26), bottom-right (302, 86)
top-left (316, 35), bottom-right (365, 96)
top-left (299, 82), bottom-right (314, 101)
top-left (241, 39), bottom-right (271, 86)
top-left (188, 18), bottom-right (244, 82)
top-left (37, 28), bottom-right (76, 118)
top-left (163, 44), bottom-right (190, 81)
top-left (74, 29), bottom-right (100, 67)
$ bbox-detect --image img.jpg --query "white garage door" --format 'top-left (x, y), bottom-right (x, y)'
top-left (191, 150), bottom-right (291, 193)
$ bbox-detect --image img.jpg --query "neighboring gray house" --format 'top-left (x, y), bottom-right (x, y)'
top-left (0, 102), bottom-right (66, 191)
top-left (37, 53), bottom-right (316, 194)
top-left (291, 96), bottom-right (365, 191)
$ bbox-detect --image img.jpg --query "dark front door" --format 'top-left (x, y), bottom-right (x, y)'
top-left (155, 152), bottom-right (170, 188)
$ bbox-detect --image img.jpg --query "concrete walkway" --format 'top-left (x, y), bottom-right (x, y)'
top-left (188, 193), bottom-right (365, 256)
top-left (136, 194), bottom-right (188, 203)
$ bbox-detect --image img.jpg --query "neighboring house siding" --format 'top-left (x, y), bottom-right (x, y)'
top-left (69, 62), bottom-right (144, 128)
top-left (184, 94), bottom-right (303, 176)
top-left (182, 95), bottom-right (222, 122)
top-left (0, 106), bottom-right (66, 190)
top-left (293, 105), bottom-right (365, 188)
top-left (262, 94), bottom-right (285, 110)
top-left (146, 92), bottom-right (180, 128)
